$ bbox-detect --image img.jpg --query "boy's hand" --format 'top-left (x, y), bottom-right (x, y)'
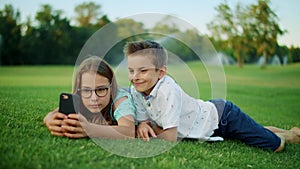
top-left (137, 121), bottom-right (157, 141)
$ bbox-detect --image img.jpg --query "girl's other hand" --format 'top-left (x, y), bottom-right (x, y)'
top-left (43, 108), bottom-right (67, 137)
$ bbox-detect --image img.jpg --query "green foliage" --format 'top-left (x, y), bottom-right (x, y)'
top-left (0, 4), bottom-right (22, 65)
top-left (290, 46), bottom-right (300, 62)
top-left (207, 0), bottom-right (290, 66)
top-left (0, 1), bottom-right (299, 66)
top-left (0, 64), bottom-right (299, 169)
top-left (0, 3), bottom-right (102, 65)
top-left (74, 2), bottom-right (102, 27)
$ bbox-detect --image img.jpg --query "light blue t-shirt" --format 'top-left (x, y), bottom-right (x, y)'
top-left (110, 88), bottom-right (136, 122)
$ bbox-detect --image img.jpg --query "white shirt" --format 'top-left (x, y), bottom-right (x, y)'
top-left (131, 75), bottom-right (220, 140)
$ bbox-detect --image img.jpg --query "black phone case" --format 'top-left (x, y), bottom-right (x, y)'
top-left (59, 93), bottom-right (80, 115)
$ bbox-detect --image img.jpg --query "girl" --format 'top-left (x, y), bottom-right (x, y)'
top-left (44, 56), bottom-right (136, 139)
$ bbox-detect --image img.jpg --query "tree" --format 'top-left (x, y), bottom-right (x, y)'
top-left (151, 16), bottom-right (195, 61)
top-left (290, 46), bottom-right (300, 63)
top-left (208, 2), bottom-right (259, 67)
top-left (248, 0), bottom-right (285, 66)
top-left (207, 0), bottom-right (285, 67)
top-left (101, 19), bottom-right (146, 65)
top-left (151, 15), bottom-right (180, 35)
top-left (115, 18), bottom-right (145, 40)
top-left (19, 16), bottom-right (36, 64)
top-left (74, 2), bottom-right (101, 27)
top-left (31, 4), bottom-right (73, 64)
top-left (95, 15), bottom-right (111, 28)
top-left (0, 4), bottom-right (22, 65)
top-left (207, 2), bottom-right (246, 67)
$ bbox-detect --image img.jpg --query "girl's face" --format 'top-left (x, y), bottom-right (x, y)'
top-left (80, 72), bottom-right (111, 113)
top-left (127, 54), bottom-right (165, 96)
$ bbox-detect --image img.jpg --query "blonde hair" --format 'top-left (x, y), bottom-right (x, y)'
top-left (123, 40), bottom-right (168, 68)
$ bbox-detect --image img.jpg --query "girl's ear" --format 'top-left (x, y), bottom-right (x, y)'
top-left (158, 65), bottom-right (167, 79)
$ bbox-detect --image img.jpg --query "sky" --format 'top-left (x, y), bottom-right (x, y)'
top-left (1, 0), bottom-right (300, 47)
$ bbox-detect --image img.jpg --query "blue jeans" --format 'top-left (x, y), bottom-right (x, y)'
top-left (210, 99), bottom-right (281, 151)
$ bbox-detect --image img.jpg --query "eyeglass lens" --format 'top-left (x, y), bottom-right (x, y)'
top-left (80, 85), bottom-right (110, 98)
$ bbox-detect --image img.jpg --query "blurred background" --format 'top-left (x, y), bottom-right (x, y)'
top-left (0, 0), bottom-right (299, 67)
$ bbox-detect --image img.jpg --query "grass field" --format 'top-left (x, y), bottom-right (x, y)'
top-left (0, 63), bottom-right (300, 169)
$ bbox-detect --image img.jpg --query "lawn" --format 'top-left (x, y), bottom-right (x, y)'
top-left (0, 63), bottom-right (299, 169)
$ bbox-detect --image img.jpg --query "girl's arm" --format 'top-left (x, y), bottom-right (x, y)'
top-left (63, 96), bottom-right (136, 139)
top-left (80, 114), bottom-right (135, 139)
top-left (63, 114), bottom-right (135, 139)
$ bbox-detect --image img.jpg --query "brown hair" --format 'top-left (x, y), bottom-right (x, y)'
top-left (73, 56), bottom-right (118, 125)
top-left (123, 39), bottom-right (168, 68)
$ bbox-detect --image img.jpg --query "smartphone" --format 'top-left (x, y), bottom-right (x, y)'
top-left (59, 93), bottom-right (80, 115)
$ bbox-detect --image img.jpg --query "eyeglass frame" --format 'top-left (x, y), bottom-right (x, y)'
top-left (77, 83), bottom-right (112, 99)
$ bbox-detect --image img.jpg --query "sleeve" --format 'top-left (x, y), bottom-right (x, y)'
top-left (113, 89), bottom-right (136, 121)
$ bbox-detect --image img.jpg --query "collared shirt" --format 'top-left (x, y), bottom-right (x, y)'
top-left (131, 75), bottom-right (219, 140)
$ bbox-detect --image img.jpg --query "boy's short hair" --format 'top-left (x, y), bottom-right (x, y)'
top-left (123, 40), bottom-right (168, 68)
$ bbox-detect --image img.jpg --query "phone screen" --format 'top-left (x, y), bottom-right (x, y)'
top-left (59, 93), bottom-right (80, 115)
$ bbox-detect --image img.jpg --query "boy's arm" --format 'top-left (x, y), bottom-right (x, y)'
top-left (137, 121), bottom-right (178, 141)
top-left (153, 125), bottom-right (178, 141)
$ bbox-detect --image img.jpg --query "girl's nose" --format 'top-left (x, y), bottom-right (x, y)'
top-left (90, 91), bottom-right (98, 101)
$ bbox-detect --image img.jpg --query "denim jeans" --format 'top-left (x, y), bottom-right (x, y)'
top-left (210, 99), bottom-right (281, 151)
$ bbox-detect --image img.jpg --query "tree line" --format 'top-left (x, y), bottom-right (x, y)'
top-left (0, 1), bottom-right (299, 66)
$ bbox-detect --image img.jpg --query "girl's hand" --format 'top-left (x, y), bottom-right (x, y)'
top-left (136, 121), bottom-right (157, 141)
top-left (43, 108), bottom-right (67, 137)
top-left (62, 113), bottom-right (88, 138)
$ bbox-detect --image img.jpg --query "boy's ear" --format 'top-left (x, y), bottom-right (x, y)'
top-left (158, 65), bottom-right (167, 79)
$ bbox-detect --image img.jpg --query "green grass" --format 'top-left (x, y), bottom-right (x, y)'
top-left (0, 64), bottom-right (300, 169)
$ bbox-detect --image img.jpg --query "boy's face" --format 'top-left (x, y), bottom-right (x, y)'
top-left (127, 54), bottom-right (165, 96)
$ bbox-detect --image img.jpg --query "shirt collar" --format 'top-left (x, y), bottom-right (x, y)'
top-left (146, 75), bottom-right (166, 99)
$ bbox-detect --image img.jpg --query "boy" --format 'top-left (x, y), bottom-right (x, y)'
top-left (123, 39), bottom-right (300, 152)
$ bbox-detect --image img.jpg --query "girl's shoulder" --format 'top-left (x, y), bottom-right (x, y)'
top-left (111, 88), bottom-right (136, 121)
top-left (115, 88), bottom-right (131, 99)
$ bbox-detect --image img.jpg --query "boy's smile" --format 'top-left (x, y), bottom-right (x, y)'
top-left (132, 81), bottom-right (145, 87)
top-left (127, 54), bottom-right (166, 96)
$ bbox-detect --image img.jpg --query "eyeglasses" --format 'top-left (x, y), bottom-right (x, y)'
top-left (78, 84), bottom-right (111, 98)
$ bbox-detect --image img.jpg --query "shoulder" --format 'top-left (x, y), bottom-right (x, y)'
top-left (112, 88), bottom-right (136, 121)
top-left (158, 75), bottom-right (181, 94)
top-left (161, 75), bottom-right (178, 88)
top-left (115, 88), bottom-right (131, 99)
top-left (113, 88), bottom-right (134, 108)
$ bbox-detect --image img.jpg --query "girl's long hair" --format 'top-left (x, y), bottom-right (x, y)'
top-left (73, 56), bottom-right (118, 125)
